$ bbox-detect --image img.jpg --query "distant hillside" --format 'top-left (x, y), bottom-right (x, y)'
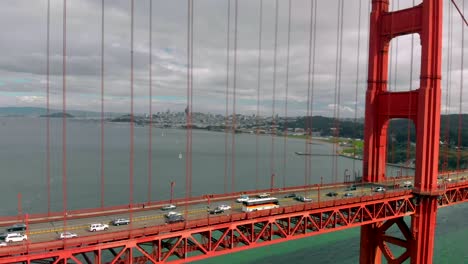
top-left (40, 112), bottom-right (75, 118)
top-left (0, 107), bottom-right (109, 118)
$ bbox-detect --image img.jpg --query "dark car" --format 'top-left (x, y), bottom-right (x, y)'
top-left (284, 193), bottom-right (297, 198)
top-left (6, 223), bottom-right (26, 232)
top-left (112, 218), bottom-right (130, 226)
top-left (209, 208), bottom-right (224, 215)
top-left (166, 214), bottom-right (185, 224)
top-left (326, 192), bottom-right (338, 197)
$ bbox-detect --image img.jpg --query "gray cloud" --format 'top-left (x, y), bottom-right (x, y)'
top-left (0, 0), bottom-right (466, 117)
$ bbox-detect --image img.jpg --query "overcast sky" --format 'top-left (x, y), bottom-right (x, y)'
top-left (0, 0), bottom-right (466, 117)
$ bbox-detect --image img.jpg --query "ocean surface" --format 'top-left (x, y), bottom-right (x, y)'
top-left (0, 117), bottom-right (465, 263)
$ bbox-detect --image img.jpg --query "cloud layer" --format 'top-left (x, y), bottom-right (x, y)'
top-left (0, 0), bottom-right (466, 117)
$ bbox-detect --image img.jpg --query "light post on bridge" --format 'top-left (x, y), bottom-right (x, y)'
top-left (270, 173), bottom-right (275, 192)
top-left (17, 193), bottom-right (22, 222)
top-left (170, 181), bottom-right (175, 204)
top-left (318, 176), bottom-right (322, 205)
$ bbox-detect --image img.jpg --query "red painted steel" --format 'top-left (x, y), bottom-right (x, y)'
top-left (1, 184), bottom-right (466, 263)
top-left (0, 175), bottom-right (420, 226)
top-left (362, 0), bottom-right (444, 263)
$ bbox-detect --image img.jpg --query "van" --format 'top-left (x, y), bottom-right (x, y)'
top-left (89, 223), bottom-right (109, 232)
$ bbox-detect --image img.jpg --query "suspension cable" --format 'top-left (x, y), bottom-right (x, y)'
top-left (46, 0), bottom-right (51, 216)
top-left (444, 2), bottom-right (454, 174)
top-left (405, 0), bottom-right (416, 176)
top-left (129, 0), bottom-right (135, 234)
top-left (332, 0), bottom-right (344, 183)
top-left (456, 0), bottom-right (465, 172)
top-left (255, 0), bottom-right (263, 191)
top-left (231, 0), bottom-right (238, 193)
top-left (282, 0), bottom-right (292, 189)
top-left (185, 0), bottom-right (194, 216)
top-left (304, 0), bottom-right (315, 190)
top-left (387, 0), bottom-right (395, 176)
top-left (62, 0), bottom-right (68, 233)
top-left (353, 0), bottom-right (363, 179)
top-left (224, 0), bottom-right (231, 194)
top-left (100, 0), bottom-right (105, 209)
top-left (270, 0), bottom-right (279, 189)
top-left (147, 0), bottom-right (153, 204)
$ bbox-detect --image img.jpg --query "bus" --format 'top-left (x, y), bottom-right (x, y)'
top-left (241, 197), bottom-right (279, 212)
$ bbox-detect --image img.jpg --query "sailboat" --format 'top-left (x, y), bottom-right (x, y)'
top-left (178, 152), bottom-right (183, 159)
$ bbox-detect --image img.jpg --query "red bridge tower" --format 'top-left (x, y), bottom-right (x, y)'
top-left (361, 0), bottom-right (443, 263)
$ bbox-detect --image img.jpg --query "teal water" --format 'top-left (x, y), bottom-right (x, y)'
top-left (0, 117), bottom-right (464, 263)
top-left (196, 204), bottom-right (468, 264)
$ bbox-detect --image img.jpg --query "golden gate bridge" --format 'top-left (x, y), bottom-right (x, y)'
top-left (0, 0), bottom-right (467, 263)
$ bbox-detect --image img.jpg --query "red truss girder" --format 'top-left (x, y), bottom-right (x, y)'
top-left (437, 183), bottom-right (468, 207)
top-left (0, 185), bottom-right (466, 264)
top-left (0, 193), bottom-right (417, 264)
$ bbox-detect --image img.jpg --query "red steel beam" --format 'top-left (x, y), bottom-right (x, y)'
top-left (0, 185), bottom-right (465, 263)
top-left (2, 187), bottom-right (467, 264)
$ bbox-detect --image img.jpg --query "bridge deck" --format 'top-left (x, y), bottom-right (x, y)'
top-left (0, 172), bottom-right (466, 263)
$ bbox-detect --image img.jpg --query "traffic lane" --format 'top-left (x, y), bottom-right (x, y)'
top-left (22, 185), bottom-right (375, 237)
top-left (19, 203), bottom-right (212, 236)
top-left (25, 187), bottom-right (381, 243)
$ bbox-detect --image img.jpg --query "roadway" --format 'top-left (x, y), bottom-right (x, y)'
top-left (0, 173), bottom-right (466, 246)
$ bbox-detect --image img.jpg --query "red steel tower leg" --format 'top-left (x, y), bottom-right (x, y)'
top-left (410, 0), bottom-right (443, 262)
top-left (361, 0), bottom-right (443, 263)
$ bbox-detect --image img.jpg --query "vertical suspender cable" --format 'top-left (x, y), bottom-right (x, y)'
top-left (332, 0), bottom-right (344, 183)
top-left (148, 0), bottom-right (153, 204)
top-left (304, 0), bottom-right (315, 190)
top-left (406, 0), bottom-right (416, 176)
top-left (391, 0), bottom-right (400, 176)
top-left (270, 0), bottom-right (279, 188)
top-left (62, 0), bottom-right (68, 232)
top-left (353, 0), bottom-right (363, 179)
top-left (46, 0), bottom-right (51, 216)
top-left (456, 0), bottom-right (465, 172)
top-left (231, 0), bottom-right (238, 193)
top-left (100, 0), bottom-right (105, 209)
top-left (189, 0), bottom-right (194, 198)
top-left (255, 0), bottom-right (263, 191)
top-left (444, 2), bottom-right (453, 174)
top-left (309, 0), bottom-right (318, 188)
top-left (185, 0), bottom-right (194, 215)
top-left (186, 0), bottom-right (190, 214)
top-left (387, 0), bottom-right (394, 176)
top-left (224, 0), bottom-right (231, 195)
top-left (282, 0), bottom-right (291, 189)
top-left (129, 0), bottom-right (135, 231)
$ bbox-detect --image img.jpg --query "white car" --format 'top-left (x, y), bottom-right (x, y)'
top-left (217, 204), bottom-right (231, 211)
top-left (0, 241), bottom-right (6, 247)
top-left (295, 196), bottom-right (313, 202)
top-left (161, 204), bottom-right (177, 211)
top-left (89, 223), bottom-right (109, 232)
top-left (375, 187), bottom-right (386, 192)
top-left (236, 195), bottom-right (249, 203)
top-left (2, 233), bottom-right (27, 243)
top-left (59, 232), bottom-right (78, 239)
top-left (165, 211), bottom-right (182, 218)
top-left (403, 181), bottom-right (413, 188)
top-left (257, 193), bottom-right (270, 198)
